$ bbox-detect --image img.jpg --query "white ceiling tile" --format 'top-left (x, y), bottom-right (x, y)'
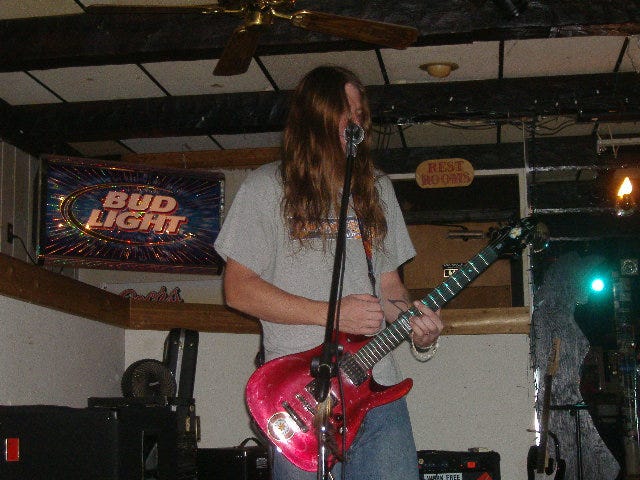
top-left (142, 60), bottom-right (273, 95)
top-left (0, 71), bottom-right (62, 105)
top-left (372, 125), bottom-right (406, 150)
top-left (620, 35), bottom-right (640, 73)
top-left (503, 36), bottom-right (624, 78)
top-left (259, 51), bottom-right (384, 90)
top-left (29, 65), bottom-right (165, 102)
top-left (380, 42), bottom-right (500, 84)
top-left (597, 121), bottom-right (640, 136)
top-left (398, 122), bottom-right (498, 148)
top-left (0, 0), bottom-right (81, 19)
top-left (122, 136), bottom-right (220, 154)
top-left (68, 141), bottom-right (134, 158)
top-left (213, 132), bottom-right (282, 149)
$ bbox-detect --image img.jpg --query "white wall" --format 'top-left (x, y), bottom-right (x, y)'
top-left (0, 141), bottom-right (123, 407)
top-left (0, 295), bottom-right (124, 407)
top-left (0, 147), bottom-right (534, 479)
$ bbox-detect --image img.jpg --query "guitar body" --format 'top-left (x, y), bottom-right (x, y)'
top-left (246, 332), bottom-right (413, 472)
top-left (526, 339), bottom-right (566, 480)
top-left (527, 445), bottom-right (566, 480)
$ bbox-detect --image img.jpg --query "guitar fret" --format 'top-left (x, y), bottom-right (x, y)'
top-left (459, 268), bottom-right (472, 281)
top-left (443, 282), bottom-right (456, 296)
top-left (355, 323), bottom-right (409, 369)
top-left (360, 347), bottom-right (375, 366)
top-left (354, 355), bottom-right (368, 371)
top-left (468, 259), bottom-right (480, 273)
top-left (388, 326), bottom-right (406, 342)
top-left (370, 342), bottom-right (385, 358)
top-left (378, 332), bottom-right (394, 349)
top-left (433, 287), bottom-right (448, 303)
top-left (368, 344), bottom-right (382, 363)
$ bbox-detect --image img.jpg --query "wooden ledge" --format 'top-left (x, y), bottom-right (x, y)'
top-left (0, 253), bottom-right (530, 335)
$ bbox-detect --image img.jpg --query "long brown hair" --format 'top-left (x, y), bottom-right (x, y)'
top-left (281, 66), bottom-right (387, 245)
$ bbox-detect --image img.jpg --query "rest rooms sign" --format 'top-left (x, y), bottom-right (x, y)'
top-left (416, 158), bottom-right (474, 189)
top-left (38, 155), bottom-right (224, 273)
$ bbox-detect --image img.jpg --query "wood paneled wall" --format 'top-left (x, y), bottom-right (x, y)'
top-left (0, 141), bottom-right (39, 264)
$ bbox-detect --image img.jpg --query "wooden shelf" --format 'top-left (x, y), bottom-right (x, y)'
top-left (0, 253), bottom-right (530, 335)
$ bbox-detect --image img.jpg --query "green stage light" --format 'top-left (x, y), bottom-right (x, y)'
top-left (590, 278), bottom-right (605, 292)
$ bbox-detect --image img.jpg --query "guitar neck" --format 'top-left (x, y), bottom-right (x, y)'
top-left (536, 374), bottom-right (554, 473)
top-left (352, 243), bottom-right (500, 370)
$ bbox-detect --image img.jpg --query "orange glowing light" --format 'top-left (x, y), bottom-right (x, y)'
top-left (617, 177), bottom-right (633, 197)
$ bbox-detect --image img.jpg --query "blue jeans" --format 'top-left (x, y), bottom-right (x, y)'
top-left (272, 397), bottom-right (419, 480)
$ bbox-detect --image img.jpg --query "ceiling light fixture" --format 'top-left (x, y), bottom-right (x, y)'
top-left (419, 62), bottom-right (459, 78)
top-left (492, 0), bottom-right (529, 18)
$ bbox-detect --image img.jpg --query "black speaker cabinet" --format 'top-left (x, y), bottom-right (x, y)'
top-left (0, 403), bottom-right (195, 480)
top-left (418, 449), bottom-right (501, 480)
top-left (197, 442), bottom-right (270, 480)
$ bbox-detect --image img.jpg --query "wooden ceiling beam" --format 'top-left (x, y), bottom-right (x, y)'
top-left (120, 136), bottom-right (640, 172)
top-left (7, 73), bottom-right (640, 158)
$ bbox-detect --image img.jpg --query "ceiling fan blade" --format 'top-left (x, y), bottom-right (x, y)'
top-left (85, 3), bottom-right (223, 14)
top-left (213, 25), bottom-right (262, 76)
top-left (289, 10), bottom-right (418, 50)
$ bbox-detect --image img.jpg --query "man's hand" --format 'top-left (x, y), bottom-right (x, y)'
top-left (338, 294), bottom-right (385, 336)
top-left (409, 302), bottom-right (443, 348)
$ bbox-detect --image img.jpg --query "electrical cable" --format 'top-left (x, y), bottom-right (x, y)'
top-left (9, 232), bottom-right (37, 265)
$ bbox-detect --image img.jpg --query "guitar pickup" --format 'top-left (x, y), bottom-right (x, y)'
top-left (295, 393), bottom-right (317, 415)
top-left (281, 401), bottom-right (309, 432)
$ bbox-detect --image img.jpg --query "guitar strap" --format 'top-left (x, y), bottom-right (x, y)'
top-left (356, 215), bottom-right (377, 296)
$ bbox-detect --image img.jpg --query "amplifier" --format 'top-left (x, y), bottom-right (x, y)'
top-left (418, 450), bottom-right (501, 480)
top-left (0, 403), bottom-right (195, 480)
top-left (197, 438), bottom-right (270, 480)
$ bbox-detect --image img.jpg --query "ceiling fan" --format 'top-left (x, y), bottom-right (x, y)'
top-left (86, 1), bottom-right (419, 76)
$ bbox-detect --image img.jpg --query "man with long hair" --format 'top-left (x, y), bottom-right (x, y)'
top-left (215, 65), bottom-right (443, 480)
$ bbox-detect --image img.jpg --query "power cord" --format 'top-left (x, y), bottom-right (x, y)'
top-left (6, 224), bottom-right (38, 265)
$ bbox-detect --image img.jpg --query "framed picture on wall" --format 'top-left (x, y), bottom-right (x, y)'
top-left (37, 155), bottom-right (225, 273)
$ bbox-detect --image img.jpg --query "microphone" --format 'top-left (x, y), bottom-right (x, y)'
top-left (344, 122), bottom-right (364, 146)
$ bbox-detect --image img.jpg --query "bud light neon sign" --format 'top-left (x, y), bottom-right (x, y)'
top-left (38, 155), bottom-right (224, 273)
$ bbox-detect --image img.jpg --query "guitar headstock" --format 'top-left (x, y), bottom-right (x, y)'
top-left (547, 338), bottom-right (561, 377)
top-left (489, 217), bottom-right (549, 257)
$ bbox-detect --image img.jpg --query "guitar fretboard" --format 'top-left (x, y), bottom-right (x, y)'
top-left (342, 243), bottom-right (501, 383)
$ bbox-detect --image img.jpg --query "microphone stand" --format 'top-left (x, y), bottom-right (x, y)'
top-left (312, 123), bottom-right (363, 480)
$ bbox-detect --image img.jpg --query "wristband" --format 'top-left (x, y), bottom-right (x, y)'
top-left (410, 336), bottom-right (439, 362)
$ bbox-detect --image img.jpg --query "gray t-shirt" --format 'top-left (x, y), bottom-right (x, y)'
top-left (214, 161), bottom-right (416, 385)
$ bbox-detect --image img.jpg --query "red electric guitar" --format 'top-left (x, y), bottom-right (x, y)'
top-left (246, 217), bottom-right (544, 471)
